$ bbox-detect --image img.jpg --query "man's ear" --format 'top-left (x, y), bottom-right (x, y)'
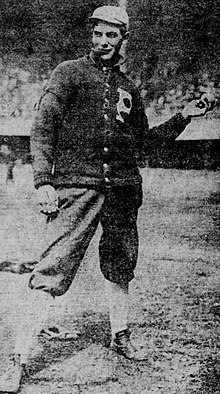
top-left (123, 31), bottom-right (129, 41)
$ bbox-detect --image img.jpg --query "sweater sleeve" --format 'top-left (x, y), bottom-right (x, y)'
top-left (30, 91), bottom-right (64, 189)
top-left (148, 112), bottom-right (191, 143)
top-left (30, 61), bottom-right (80, 189)
top-left (131, 88), bottom-right (191, 164)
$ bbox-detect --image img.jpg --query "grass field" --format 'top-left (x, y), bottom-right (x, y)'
top-left (0, 164), bottom-right (220, 393)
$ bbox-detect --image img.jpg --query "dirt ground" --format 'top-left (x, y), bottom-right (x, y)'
top-left (0, 163), bottom-right (220, 394)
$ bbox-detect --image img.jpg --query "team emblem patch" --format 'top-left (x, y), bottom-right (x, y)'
top-left (116, 88), bottom-right (132, 123)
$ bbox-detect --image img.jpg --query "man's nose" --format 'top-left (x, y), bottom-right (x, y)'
top-left (100, 35), bottom-right (108, 47)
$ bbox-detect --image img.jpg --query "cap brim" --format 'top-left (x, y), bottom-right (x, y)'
top-left (89, 16), bottom-right (124, 26)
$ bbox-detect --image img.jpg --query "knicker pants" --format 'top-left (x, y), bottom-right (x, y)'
top-left (29, 185), bottom-right (143, 297)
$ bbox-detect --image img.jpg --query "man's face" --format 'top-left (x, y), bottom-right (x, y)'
top-left (92, 22), bottom-right (124, 61)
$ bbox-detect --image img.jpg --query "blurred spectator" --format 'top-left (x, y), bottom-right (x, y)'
top-left (0, 144), bottom-right (16, 183)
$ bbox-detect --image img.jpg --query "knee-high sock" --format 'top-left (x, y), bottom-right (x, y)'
top-left (105, 279), bottom-right (129, 337)
top-left (14, 289), bottom-right (54, 365)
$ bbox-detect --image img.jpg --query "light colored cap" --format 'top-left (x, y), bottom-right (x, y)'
top-left (89, 6), bottom-right (129, 30)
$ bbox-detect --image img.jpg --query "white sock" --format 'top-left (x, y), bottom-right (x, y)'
top-left (14, 290), bottom-right (54, 365)
top-left (105, 279), bottom-right (129, 338)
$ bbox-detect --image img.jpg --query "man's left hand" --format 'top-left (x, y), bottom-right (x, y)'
top-left (181, 93), bottom-right (217, 119)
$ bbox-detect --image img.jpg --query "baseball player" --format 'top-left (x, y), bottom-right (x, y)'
top-left (0, 5), bottom-right (214, 393)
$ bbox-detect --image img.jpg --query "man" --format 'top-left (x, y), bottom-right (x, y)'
top-left (0, 5), bottom-right (214, 393)
top-left (0, 144), bottom-right (16, 183)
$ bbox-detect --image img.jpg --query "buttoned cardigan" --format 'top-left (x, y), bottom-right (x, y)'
top-left (31, 54), bottom-right (191, 189)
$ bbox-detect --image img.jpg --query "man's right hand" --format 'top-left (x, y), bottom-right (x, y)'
top-left (36, 185), bottom-right (59, 215)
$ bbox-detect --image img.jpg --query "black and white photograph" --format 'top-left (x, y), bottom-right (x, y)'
top-left (0, 1), bottom-right (219, 393)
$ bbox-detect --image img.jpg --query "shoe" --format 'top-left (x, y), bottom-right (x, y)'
top-left (111, 329), bottom-right (147, 361)
top-left (0, 354), bottom-right (25, 393)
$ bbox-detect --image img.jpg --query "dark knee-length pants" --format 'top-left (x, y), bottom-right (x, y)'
top-left (29, 185), bottom-right (143, 297)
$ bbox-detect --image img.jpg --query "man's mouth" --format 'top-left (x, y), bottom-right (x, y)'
top-left (95, 48), bottom-right (112, 54)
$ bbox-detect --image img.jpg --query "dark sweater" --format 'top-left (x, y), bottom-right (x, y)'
top-left (31, 54), bottom-right (191, 189)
